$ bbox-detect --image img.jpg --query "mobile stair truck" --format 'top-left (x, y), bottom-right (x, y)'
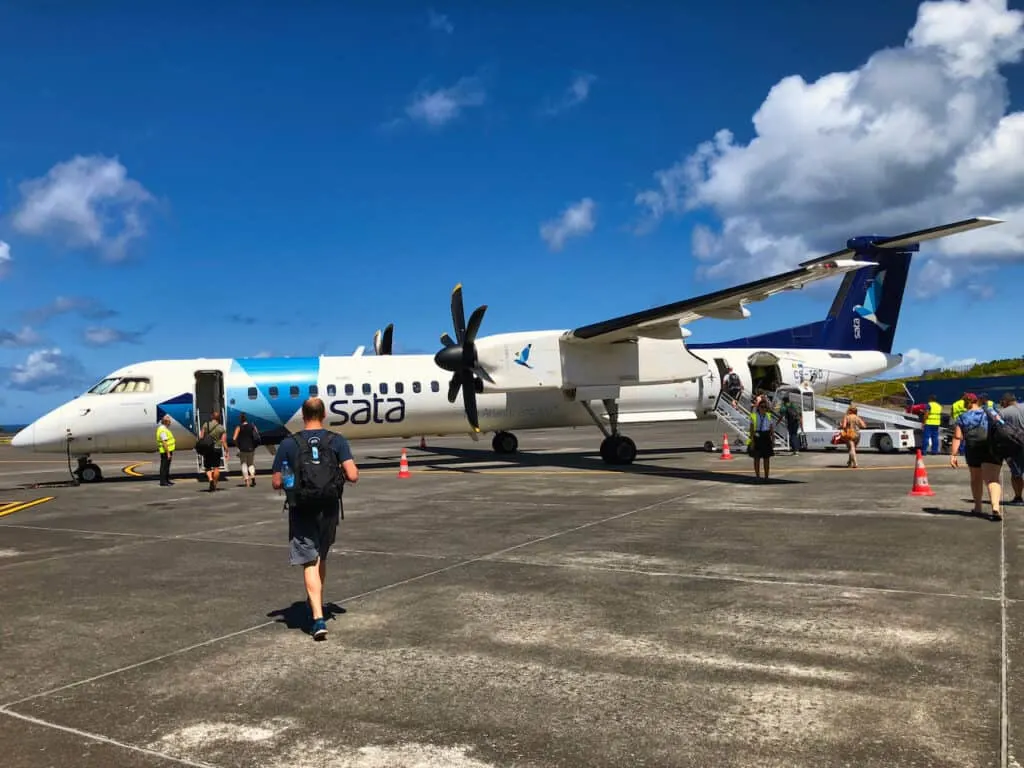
top-left (711, 383), bottom-right (921, 454)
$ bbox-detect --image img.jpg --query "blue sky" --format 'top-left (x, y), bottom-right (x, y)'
top-left (2, 0), bottom-right (1024, 424)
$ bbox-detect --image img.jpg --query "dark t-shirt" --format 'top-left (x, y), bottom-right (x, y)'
top-left (236, 423), bottom-right (258, 452)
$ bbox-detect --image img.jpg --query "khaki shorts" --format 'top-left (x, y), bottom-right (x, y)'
top-left (237, 450), bottom-right (255, 466)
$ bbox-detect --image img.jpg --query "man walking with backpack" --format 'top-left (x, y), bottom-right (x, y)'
top-left (272, 397), bottom-right (358, 640)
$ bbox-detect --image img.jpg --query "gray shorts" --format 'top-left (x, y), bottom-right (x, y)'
top-left (1009, 454), bottom-right (1024, 479)
top-left (288, 501), bottom-right (340, 566)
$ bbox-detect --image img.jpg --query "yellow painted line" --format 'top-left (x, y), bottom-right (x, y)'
top-left (0, 502), bottom-right (18, 513)
top-left (0, 497), bottom-right (55, 518)
top-left (123, 462), bottom-right (147, 477)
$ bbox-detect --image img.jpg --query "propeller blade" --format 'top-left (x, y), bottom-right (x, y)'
top-left (461, 370), bottom-right (480, 431)
top-left (447, 374), bottom-right (461, 404)
top-left (372, 329), bottom-right (382, 356)
top-left (380, 323), bottom-right (394, 355)
top-left (464, 305), bottom-right (487, 345)
top-left (451, 284), bottom-right (466, 344)
top-left (440, 333), bottom-right (456, 348)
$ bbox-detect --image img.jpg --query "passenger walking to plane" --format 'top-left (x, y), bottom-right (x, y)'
top-left (199, 411), bottom-right (229, 492)
top-left (749, 399), bottom-right (775, 480)
top-left (950, 393), bottom-right (1004, 519)
top-left (272, 397), bottom-right (358, 641)
top-left (156, 415), bottom-right (175, 486)
top-left (997, 392), bottom-right (1024, 505)
top-left (724, 368), bottom-right (743, 402)
top-left (232, 413), bottom-right (260, 488)
top-left (839, 405), bottom-right (866, 468)
top-left (923, 394), bottom-right (943, 456)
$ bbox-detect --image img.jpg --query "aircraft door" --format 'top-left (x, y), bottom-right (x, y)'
top-left (194, 370), bottom-right (227, 443)
top-left (800, 388), bottom-right (816, 432)
top-left (746, 351), bottom-right (783, 396)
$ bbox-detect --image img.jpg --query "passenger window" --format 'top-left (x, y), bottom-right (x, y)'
top-left (269, 386), bottom-right (279, 399)
top-left (248, 387), bottom-right (258, 400)
top-left (326, 385), bottom-right (336, 397)
top-left (430, 380), bottom-right (439, 393)
top-left (395, 382), bottom-right (404, 394)
top-left (309, 385), bottom-right (318, 396)
top-left (345, 384), bottom-right (354, 396)
top-left (380, 383), bottom-right (389, 394)
top-left (413, 381), bottom-right (421, 393)
top-left (362, 383), bottom-right (371, 395)
top-left (289, 385), bottom-right (299, 398)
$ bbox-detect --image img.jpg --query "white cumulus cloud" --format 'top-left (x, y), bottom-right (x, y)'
top-left (634, 0), bottom-right (1024, 294)
top-left (543, 73), bottom-right (597, 115)
top-left (0, 327), bottom-right (43, 348)
top-left (405, 77), bottom-right (485, 127)
top-left (540, 198), bottom-right (596, 251)
top-left (428, 9), bottom-right (454, 34)
top-left (6, 348), bottom-right (87, 392)
top-left (12, 155), bottom-right (155, 260)
top-left (0, 240), bottom-right (10, 277)
top-left (889, 348), bottom-right (979, 377)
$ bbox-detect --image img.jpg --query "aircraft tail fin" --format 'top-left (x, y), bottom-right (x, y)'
top-left (691, 217), bottom-right (1002, 353)
top-left (692, 252), bottom-right (911, 353)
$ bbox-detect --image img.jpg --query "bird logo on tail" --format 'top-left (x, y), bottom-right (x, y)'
top-left (852, 270), bottom-right (891, 331)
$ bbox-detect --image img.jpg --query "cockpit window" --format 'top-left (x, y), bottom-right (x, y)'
top-left (87, 377), bottom-right (120, 394)
top-left (86, 377), bottom-right (152, 394)
top-left (111, 378), bottom-right (152, 393)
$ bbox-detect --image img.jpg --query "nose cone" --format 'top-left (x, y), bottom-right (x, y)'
top-left (10, 424), bottom-right (33, 449)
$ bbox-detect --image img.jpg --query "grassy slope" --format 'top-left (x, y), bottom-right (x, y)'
top-left (829, 358), bottom-right (1024, 405)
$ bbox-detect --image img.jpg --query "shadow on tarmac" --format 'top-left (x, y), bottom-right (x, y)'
top-left (267, 601), bottom-right (347, 634)
top-left (9, 445), bottom-right (805, 489)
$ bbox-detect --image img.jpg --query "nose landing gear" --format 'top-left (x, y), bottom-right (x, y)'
top-left (75, 456), bottom-right (103, 483)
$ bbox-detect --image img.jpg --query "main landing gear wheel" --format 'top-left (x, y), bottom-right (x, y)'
top-left (600, 435), bottom-right (637, 465)
top-left (492, 431), bottom-right (518, 454)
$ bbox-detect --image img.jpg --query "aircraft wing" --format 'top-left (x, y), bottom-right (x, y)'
top-left (565, 257), bottom-right (872, 344)
top-left (566, 216), bottom-right (1003, 344)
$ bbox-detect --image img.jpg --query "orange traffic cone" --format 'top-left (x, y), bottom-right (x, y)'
top-left (908, 449), bottom-right (934, 497)
top-left (720, 433), bottom-right (734, 460)
top-left (397, 448), bottom-right (411, 479)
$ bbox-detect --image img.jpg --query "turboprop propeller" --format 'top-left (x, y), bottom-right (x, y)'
top-left (433, 284), bottom-right (487, 432)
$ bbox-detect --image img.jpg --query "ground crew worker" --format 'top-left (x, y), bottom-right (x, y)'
top-left (952, 393), bottom-right (967, 455)
top-left (924, 394), bottom-right (942, 455)
top-left (156, 414), bottom-right (175, 486)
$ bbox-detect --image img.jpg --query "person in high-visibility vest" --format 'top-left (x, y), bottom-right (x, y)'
top-left (923, 394), bottom-right (942, 455)
top-left (951, 393), bottom-right (967, 456)
top-left (156, 415), bottom-right (176, 486)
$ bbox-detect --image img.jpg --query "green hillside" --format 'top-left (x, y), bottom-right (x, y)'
top-left (828, 357), bottom-right (1024, 406)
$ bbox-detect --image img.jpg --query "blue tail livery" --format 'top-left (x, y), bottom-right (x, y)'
top-left (690, 238), bottom-right (915, 354)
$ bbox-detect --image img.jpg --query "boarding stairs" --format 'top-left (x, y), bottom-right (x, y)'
top-left (713, 391), bottom-right (794, 452)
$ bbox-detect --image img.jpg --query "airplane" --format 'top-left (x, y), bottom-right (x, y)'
top-left (9, 216), bottom-right (1002, 483)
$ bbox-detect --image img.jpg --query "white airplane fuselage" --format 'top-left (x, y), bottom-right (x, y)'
top-left (10, 342), bottom-right (900, 456)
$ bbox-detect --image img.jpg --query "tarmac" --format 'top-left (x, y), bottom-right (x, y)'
top-left (0, 421), bottom-right (1019, 767)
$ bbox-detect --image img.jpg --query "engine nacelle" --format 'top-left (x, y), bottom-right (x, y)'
top-left (475, 330), bottom-right (709, 393)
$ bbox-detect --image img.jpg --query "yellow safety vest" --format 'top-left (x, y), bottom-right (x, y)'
top-left (925, 401), bottom-right (942, 426)
top-left (156, 424), bottom-right (176, 453)
top-left (951, 399), bottom-right (965, 421)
